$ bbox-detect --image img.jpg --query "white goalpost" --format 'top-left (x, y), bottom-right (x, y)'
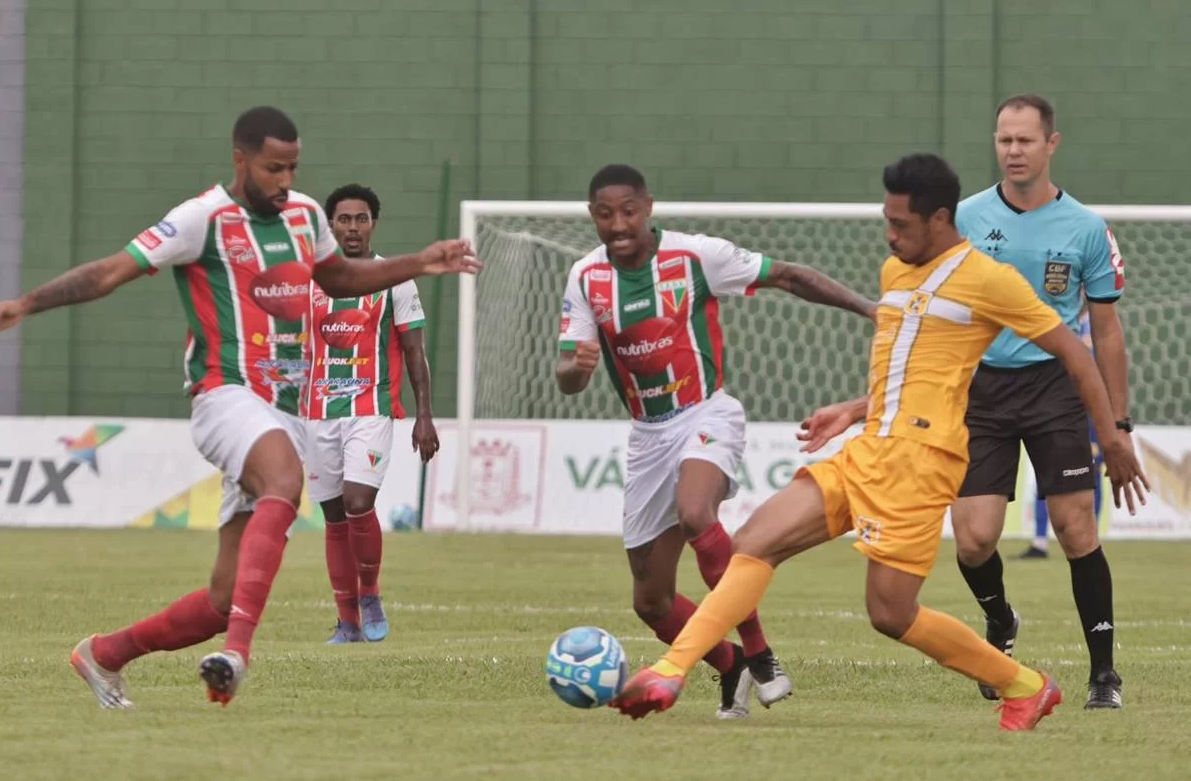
top-left (454, 200), bottom-right (1191, 531)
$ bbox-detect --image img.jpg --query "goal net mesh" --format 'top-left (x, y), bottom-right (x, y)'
top-left (471, 211), bottom-right (1191, 424)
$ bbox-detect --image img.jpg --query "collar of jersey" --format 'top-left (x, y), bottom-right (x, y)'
top-left (606, 227), bottom-right (662, 275)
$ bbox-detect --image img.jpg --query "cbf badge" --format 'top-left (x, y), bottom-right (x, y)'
top-left (1044, 261), bottom-right (1072, 295)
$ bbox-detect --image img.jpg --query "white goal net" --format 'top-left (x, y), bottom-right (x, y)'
top-left (455, 201), bottom-right (1191, 525)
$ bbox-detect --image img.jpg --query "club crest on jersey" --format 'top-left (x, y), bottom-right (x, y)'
top-left (367, 449), bottom-right (385, 470)
top-left (905, 291), bottom-right (933, 316)
top-left (1044, 261), bottom-right (1072, 295)
top-left (657, 279), bottom-right (688, 315)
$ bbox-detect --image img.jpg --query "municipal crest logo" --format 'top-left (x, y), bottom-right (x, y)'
top-left (440, 439), bottom-right (531, 515)
top-left (1044, 261), bottom-right (1072, 295)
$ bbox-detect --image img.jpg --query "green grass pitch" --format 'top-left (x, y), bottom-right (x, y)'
top-left (1, 530), bottom-right (1188, 780)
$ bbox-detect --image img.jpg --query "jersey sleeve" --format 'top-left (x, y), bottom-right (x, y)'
top-left (695, 235), bottom-right (772, 297)
top-left (125, 199), bottom-right (208, 272)
top-left (312, 203), bottom-right (341, 264)
top-left (972, 262), bottom-right (1064, 340)
top-left (1083, 222), bottom-right (1125, 302)
top-left (558, 264), bottom-right (598, 351)
top-left (390, 280), bottom-right (425, 332)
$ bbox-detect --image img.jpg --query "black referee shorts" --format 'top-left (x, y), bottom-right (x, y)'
top-left (959, 359), bottom-right (1097, 501)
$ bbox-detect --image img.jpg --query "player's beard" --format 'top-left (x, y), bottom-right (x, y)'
top-left (244, 175), bottom-right (285, 216)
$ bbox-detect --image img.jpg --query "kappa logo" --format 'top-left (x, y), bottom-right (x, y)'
top-left (984, 228), bottom-right (1006, 242)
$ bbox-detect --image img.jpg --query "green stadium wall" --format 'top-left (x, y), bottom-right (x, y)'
top-left (20, 0), bottom-right (1191, 418)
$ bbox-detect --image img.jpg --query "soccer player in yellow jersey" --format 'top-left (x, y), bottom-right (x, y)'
top-left (611, 153), bottom-right (1149, 731)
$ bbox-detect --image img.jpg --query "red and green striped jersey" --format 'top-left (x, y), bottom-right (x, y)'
top-left (558, 229), bottom-right (771, 420)
top-left (126, 184), bottom-right (340, 415)
top-left (304, 255), bottom-right (425, 420)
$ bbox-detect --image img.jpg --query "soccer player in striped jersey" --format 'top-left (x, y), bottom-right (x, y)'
top-left (306, 184), bottom-right (438, 645)
top-left (0, 107), bottom-right (479, 708)
top-left (611, 154), bottom-right (1147, 731)
top-left (557, 164), bottom-right (876, 718)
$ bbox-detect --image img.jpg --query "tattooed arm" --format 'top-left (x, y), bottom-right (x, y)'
top-left (756, 261), bottom-right (876, 320)
top-left (0, 252), bottom-right (147, 331)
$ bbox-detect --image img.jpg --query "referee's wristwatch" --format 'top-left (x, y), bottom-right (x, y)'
top-left (1115, 416), bottom-right (1134, 433)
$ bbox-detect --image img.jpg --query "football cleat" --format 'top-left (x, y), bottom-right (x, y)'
top-left (1085, 669), bottom-right (1123, 710)
top-left (70, 635), bottom-right (133, 710)
top-left (360, 595), bottom-right (389, 642)
top-left (997, 673), bottom-right (1061, 731)
top-left (745, 647), bottom-right (792, 708)
top-left (199, 650), bottom-right (247, 707)
top-left (612, 667), bottom-right (686, 720)
top-left (326, 620), bottom-right (363, 645)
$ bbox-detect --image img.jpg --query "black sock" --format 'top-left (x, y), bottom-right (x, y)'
top-left (958, 551), bottom-right (1014, 628)
top-left (1069, 546), bottom-right (1115, 679)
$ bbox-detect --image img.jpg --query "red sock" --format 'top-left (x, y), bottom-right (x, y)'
top-left (690, 522), bottom-right (769, 657)
top-left (325, 522), bottom-right (359, 625)
top-left (224, 496), bottom-right (296, 665)
top-left (347, 509), bottom-right (382, 597)
top-left (644, 592), bottom-right (738, 674)
top-left (91, 589), bottom-right (229, 672)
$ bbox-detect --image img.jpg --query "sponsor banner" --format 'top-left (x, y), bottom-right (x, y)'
top-left (423, 421), bottom-right (1191, 541)
top-left (2, 417), bottom-right (1188, 540)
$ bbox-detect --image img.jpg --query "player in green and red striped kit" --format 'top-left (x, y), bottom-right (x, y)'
top-left (557, 165), bottom-right (876, 719)
top-left (0, 107), bottom-right (480, 708)
top-left (306, 184), bottom-right (439, 645)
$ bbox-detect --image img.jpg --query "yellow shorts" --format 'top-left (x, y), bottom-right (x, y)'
top-left (799, 435), bottom-right (968, 578)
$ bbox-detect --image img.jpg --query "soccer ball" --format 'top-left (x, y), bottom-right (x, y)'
top-left (545, 626), bottom-right (628, 708)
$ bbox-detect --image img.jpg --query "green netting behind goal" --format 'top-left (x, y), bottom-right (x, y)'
top-left (471, 212), bottom-right (1191, 425)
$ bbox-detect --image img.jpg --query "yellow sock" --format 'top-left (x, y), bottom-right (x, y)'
top-left (653, 554), bottom-right (774, 675)
top-left (1002, 666), bottom-right (1045, 699)
top-left (899, 606), bottom-right (1036, 694)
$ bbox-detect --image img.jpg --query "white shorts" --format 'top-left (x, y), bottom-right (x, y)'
top-left (622, 391), bottom-right (747, 550)
top-left (189, 385), bottom-right (307, 526)
top-left (305, 416), bottom-right (395, 503)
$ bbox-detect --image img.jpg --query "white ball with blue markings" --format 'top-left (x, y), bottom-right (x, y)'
top-left (545, 626), bottom-right (628, 708)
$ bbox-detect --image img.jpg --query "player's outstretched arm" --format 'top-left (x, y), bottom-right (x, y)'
top-left (1031, 324), bottom-right (1148, 513)
top-left (796, 396), bottom-right (868, 453)
top-left (313, 240), bottom-right (481, 299)
top-left (0, 251), bottom-right (147, 332)
top-left (556, 341), bottom-right (600, 395)
top-left (757, 261), bottom-right (876, 320)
